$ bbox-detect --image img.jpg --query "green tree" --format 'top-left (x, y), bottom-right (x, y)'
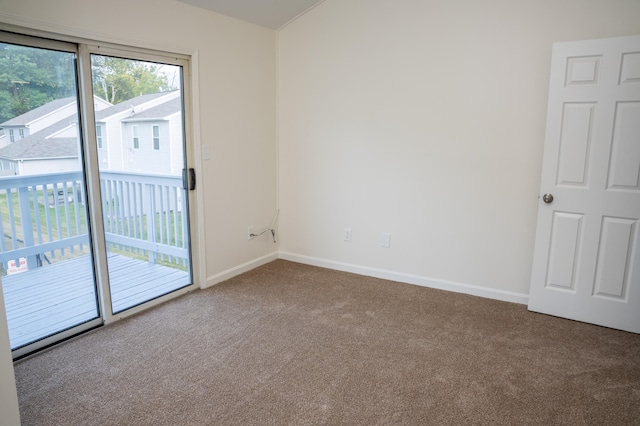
top-left (0, 43), bottom-right (76, 123)
top-left (0, 44), bottom-right (175, 124)
top-left (91, 56), bottom-right (172, 104)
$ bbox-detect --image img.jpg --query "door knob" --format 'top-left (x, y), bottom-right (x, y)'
top-left (542, 193), bottom-right (554, 204)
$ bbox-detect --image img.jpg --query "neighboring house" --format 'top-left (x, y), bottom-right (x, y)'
top-left (0, 96), bottom-right (111, 175)
top-left (0, 91), bottom-right (182, 176)
top-left (121, 95), bottom-right (183, 175)
top-left (0, 114), bottom-right (81, 175)
top-left (95, 91), bottom-right (181, 174)
top-left (0, 97), bottom-right (80, 148)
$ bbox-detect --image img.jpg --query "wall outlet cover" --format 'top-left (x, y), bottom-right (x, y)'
top-left (381, 233), bottom-right (391, 248)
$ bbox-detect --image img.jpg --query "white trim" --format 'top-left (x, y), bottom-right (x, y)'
top-left (204, 251), bottom-right (279, 288)
top-left (13, 157), bottom-right (77, 161)
top-left (25, 100), bottom-right (76, 128)
top-left (45, 123), bottom-right (77, 139)
top-left (278, 252), bottom-right (529, 305)
top-left (278, 0), bottom-right (326, 31)
top-left (0, 15), bottom-right (193, 58)
top-left (189, 50), bottom-right (207, 291)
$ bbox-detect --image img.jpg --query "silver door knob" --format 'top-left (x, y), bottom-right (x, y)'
top-left (542, 193), bottom-right (554, 204)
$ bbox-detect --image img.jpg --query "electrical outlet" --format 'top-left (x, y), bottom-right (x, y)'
top-left (344, 227), bottom-right (352, 242)
top-left (248, 226), bottom-right (254, 240)
top-left (381, 233), bottom-right (391, 248)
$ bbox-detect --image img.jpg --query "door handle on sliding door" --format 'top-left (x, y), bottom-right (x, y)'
top-left (183, 168), bottom-right (196, 190)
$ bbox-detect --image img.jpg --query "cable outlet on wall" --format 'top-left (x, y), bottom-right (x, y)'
top-left (248, 226), bottom-right (255, 240)
top-left (344, 227), bottom-right (352, 242)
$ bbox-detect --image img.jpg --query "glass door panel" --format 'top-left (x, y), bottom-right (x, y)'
top-left (0, 38), bottom-right (101, 355)
top-left (90, 54), bottom-right (192, 314)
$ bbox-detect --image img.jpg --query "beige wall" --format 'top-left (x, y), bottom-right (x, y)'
top-left (277, 0), bottom-right (640, 297)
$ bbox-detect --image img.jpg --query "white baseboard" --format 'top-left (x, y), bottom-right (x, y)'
top-left (204, 251), bottom-right (279, 289)
top-left (279, 252), bottom-right (529, 305)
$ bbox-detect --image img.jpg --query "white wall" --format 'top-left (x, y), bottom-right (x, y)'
top-left (21, 158), bottom-right (80, 175)
top-left (28, 102), bottom-right (77, 134)
top-left (278, 0), bottom-right (640, 298)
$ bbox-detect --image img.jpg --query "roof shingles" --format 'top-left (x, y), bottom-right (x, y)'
top-left (0, 115), bottom-right (79, 160)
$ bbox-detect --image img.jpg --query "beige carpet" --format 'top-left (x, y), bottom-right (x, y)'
top-left (13, 260), bottom-right (640, 425)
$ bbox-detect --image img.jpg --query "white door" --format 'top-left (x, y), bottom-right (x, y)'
top-left (528, 35), bottom-right (640, 334)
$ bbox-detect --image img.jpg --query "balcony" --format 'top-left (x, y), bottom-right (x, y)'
top-left (0, 170), bottom-right (191, 350)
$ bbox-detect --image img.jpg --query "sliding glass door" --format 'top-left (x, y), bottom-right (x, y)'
top-left (0, 31), bottom-right (195, 358)
top-left (89, 52), bottom-right (192, 314)
top-left (0, 35), bottom-right (101, 357)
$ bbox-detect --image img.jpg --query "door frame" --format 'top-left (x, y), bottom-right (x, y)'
top-left (0, 30), bottom-right (104, 359)
top-left (78, 43), bottom-right (199, 325)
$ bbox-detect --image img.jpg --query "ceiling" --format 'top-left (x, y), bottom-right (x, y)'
top-left (177, 0), bottom-right (325, 29)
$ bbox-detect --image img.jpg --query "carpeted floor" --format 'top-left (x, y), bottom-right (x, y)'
top-left (13, 260), bottom-right (640, 425)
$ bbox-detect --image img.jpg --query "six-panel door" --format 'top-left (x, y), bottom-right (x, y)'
top-left (529, 35), bottom-right (640, 333)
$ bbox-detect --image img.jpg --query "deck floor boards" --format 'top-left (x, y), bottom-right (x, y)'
top-left (2, 253), bottom-right (190, 349)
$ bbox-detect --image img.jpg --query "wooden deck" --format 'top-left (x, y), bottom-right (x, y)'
top-left (2, 254), bottom-right (190, 350)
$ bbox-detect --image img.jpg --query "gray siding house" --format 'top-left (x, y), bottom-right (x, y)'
top-left (0, 97), bottom-right (80, 148)
top-left (0, 96), bottom-right (111, 175)
top-left (95, 91), bottom-right (181, 174)
top-left (0, 115), bottom-right (81, 175)
top-left (0, 91), bottom-right (181, 176)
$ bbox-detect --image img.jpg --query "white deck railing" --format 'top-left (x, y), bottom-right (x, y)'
top-left (0, 170), bottom-right (189, 274)
top-left (100, 171), bottom-right (189, 266)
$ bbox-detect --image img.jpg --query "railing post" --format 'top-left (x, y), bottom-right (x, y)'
top-left (17, 186), bottom-right (37, 270)
top-left (143, 182), bottom-right (157, 264)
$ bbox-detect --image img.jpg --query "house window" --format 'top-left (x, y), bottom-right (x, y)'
top-left (18, 129), bottom-right (24, 139)
top-left (96, 125), bottom-right (103, 148)
top-left (9, 129), bottom-right (14, 143)
top-left (132, 125), bottom-right (139, 149)
top-left (153, 125), bottom-right (160, 150)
